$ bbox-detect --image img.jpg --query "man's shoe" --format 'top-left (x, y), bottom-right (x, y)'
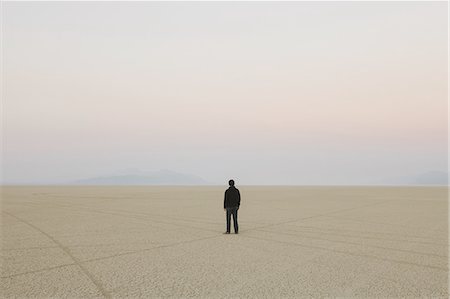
top-left (235, 231), bottom-right (239, 234)
top-left (223, 232), bottom-right (230, 234)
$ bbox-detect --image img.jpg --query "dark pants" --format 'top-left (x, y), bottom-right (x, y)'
top-left (226, 206), bottom-right (239, 233)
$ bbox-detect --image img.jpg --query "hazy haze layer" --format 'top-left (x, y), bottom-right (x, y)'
top-left (2, 2), bottom-right (448, 184)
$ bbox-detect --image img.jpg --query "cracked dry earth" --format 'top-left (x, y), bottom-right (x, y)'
top-left (1, 186), bottom-right (448, 298)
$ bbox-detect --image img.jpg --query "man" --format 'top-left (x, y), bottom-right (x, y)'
top-left (224, 179), bottom-right (240, 234)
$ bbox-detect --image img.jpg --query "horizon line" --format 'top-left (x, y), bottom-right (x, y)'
top-left (1, 184), bottom-right (448, 187)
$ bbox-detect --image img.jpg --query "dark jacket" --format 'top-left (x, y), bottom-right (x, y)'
top-left (224, 187), bottom-right (240, 208)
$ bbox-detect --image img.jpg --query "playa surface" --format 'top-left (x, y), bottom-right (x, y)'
top-left (1, 186), bottom-right (448, 298)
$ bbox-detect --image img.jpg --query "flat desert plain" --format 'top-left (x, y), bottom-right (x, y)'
top-left (1, 186), bottom-right (448, 298)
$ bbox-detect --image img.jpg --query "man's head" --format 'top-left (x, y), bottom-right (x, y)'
top-left (228, 179), bottom-right (235, 187)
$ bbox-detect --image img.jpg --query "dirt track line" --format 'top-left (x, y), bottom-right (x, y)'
top-left (15, 197), bottom-right (447, 245)
top-left (75, 199), bottom-right (392, 237)
top-left (323, 215), bottom-right (449, 233)
top-left (242, 199), bottom-right (393, 233)
top-left (2, 233), bottom-right (223, 279)
top-left (1, 262), bottom-right (77, 279)
top-left (46, 197), bottom-right (225, 226)
top-left (280, 224), bottom-right (447, 243)
top-left (253, 228), bottom-right (448, 259)
top-left (80, 234), bottom-right (223, 264)
top-left (240, 234), bottom-right (448, 272)
top-left (1, 246), bottom-right (60, 251)
top-left (24, 199), bottom-right (222, 234)
top-left (2, 211), bottom-right (112, 298)
top-left (264, 225), bottom-right (448, 247)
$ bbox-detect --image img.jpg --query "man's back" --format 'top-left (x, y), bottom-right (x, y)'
top-left (224, 186), bottom-right (240, 208)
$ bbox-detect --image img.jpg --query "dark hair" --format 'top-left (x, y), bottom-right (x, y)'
top-left (228, 179), bottom-right (235, 186)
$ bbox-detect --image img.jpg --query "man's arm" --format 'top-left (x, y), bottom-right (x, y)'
top-left (237, 189), bottom-right (241, 207)
top-left (224, 190), bottom-right (227, 209)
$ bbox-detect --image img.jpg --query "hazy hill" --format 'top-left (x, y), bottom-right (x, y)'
top-left (74, 169), bottom-right (208, 185)
top-left (380, 170), bottom-right (448, 186)
top-left (412, 171), bottom-right (448, 185)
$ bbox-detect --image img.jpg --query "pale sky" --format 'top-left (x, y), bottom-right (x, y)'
top-left (2, 1), bottom-right (448, 185)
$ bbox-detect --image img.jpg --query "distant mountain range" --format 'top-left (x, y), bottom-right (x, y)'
top-left (411, 171), bottom-right (448, 185)
top-left (380, 171), bottom-right (448, 186)
top-left (3, 169), bottom-right (446, 186)
top-left (74, 169), bottom-right (209, 185)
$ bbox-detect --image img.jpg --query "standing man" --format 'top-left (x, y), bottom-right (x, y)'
top-left (224, 179), bottom-right (240, 234)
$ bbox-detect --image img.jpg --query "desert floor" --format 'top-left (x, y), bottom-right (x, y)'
top-left (1, 186), bottom-right (448, 298)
